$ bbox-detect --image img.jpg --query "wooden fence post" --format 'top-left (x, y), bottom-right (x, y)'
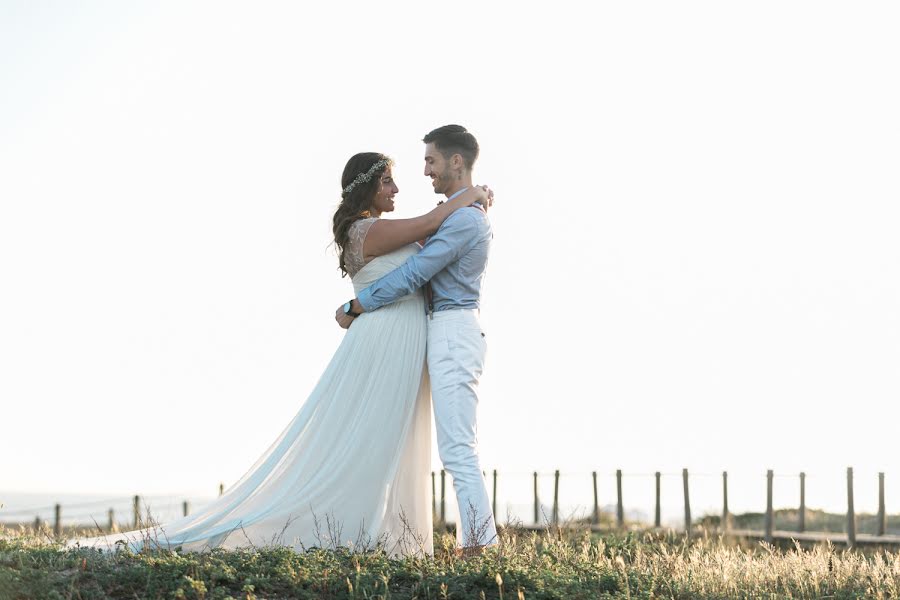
top-left (431, 471), bottom-right (436, 520)
top-left (108, 508), bottom-right (115, 532)
top-left (683, 469), bottom-right (691, 536)
top-left (799, 472), bottom-right (806, 533)
top-left (847, 467), bottom-right (856, 549)
top-left (54, 504), bottom-right (61, 537)
top-left (552, 470), bottom-right (560, 525)
top-left (616, 469), bottom-right (624, 529)
top-left (722, 471), bottom-right (729, 532)
top-left (133, 495), bottom-right (140, 528)
top-left (34, 516), bottom-right (41, 532)
top-left (592, 471), bottom-right (599, 525)
top-left (878, 472), bottom-right (886, 537)
top-left (654, 472), bottom-right (661, 528)
top-left (533, 471), bottom-right (539, 525)
top-left (492, 469), bottom-right (498, 521)
top-left (765, 470), bottom-right (774, 543)
top-left (182, 501), bottom-right (189, 517)
top-left (440, 469), bottom-right (446, 524)
top-left (219, 482), bottom-right (225, 497)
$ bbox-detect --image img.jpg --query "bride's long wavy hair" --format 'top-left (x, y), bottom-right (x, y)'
top-left (332, 152), bottom-right (393, 277)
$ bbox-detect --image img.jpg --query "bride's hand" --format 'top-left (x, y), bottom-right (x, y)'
top-left (473, 184), bottom-right (493, 212)
top-left (476, 185), bottom-right (494, 212)
top-left (447, 185), bottom-right (493, 211)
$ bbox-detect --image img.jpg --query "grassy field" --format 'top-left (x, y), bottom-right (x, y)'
top-left (3, 523), bottom-right (900, 599)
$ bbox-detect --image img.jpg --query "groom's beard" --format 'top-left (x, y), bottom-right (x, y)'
top-left (434, 171), bottom-right (454, 194)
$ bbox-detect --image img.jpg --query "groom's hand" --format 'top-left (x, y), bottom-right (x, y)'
top-left (335, 305), bottom-right (355, 329)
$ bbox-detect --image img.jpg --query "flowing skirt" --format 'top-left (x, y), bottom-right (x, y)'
top-left (65, 290), bottom-right (433, 557)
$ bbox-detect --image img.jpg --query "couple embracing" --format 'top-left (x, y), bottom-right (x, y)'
top-left (67, 125), bottom-right (498, 558)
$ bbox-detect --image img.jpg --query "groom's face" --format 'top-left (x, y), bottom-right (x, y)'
top-left (423, 142), bottom-right (455, 196)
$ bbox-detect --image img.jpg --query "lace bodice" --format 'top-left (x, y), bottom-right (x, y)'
top-left (345, 217), bottom-right (378, 278)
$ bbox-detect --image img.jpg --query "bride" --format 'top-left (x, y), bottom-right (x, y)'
top-left (65, 152), bottom-right (489, 557)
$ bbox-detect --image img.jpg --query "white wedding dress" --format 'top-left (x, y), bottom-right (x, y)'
top-left (66, 218), bottom-right (434, 556)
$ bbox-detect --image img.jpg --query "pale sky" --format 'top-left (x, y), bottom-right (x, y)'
top-left (1, 1), bottom-right (898, 518)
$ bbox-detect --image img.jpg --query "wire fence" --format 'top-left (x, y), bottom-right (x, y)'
top-left (431, 467), bottom-right (899, 547)
top-left (3, 468), bottom-right (897, 546)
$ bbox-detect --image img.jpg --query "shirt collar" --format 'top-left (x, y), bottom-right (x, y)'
top-left (446, 187), bottom-right (470, 202)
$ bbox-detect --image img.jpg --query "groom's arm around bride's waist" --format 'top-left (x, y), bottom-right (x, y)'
top-left (334, 210), bottom-right (484, 328)
top-left (357, 209), bottom-right (484, 311)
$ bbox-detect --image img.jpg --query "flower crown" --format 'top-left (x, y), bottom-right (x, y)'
top-left (342, 158), bottom-right (390, 197)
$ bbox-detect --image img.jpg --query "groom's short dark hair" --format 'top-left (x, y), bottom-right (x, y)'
top-left (423, 124), bottom-right (479, 171)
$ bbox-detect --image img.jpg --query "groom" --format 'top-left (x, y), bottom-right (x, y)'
top-left (335, 124), bottom-right (496, 549)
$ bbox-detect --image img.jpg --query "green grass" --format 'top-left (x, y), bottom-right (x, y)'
top-left (3, 524), bottom-right (900, 599)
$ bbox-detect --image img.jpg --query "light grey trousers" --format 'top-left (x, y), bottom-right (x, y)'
top-left (427, 308), bottom-right (497, 547)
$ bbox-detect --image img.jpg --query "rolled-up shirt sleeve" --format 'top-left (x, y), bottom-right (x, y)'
top-left (357, 210), bottom-right (480, 311)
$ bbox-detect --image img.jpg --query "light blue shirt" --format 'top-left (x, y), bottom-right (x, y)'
top-left (357, 187), bottom-right (493, 313)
